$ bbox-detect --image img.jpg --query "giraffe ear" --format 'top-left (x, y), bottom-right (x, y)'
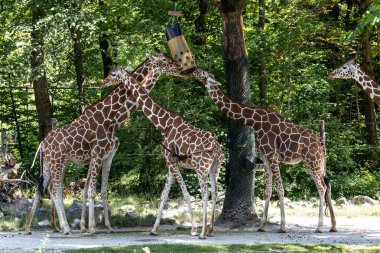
top-left (207, 76), bottom-right (220, 86)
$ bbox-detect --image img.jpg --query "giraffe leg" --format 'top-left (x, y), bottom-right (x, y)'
top-left (24, 186), bottom-right (43, 234)
top-left (208, 152), bottom-right (221, 237)
top-left (50, 197), bottom-right (59, 232)
top-left (326, 178), bottom-right (337, 232)
top-left (80, 170), bottom-right (91, 233)
top-left (258, 162), bottom-right (273, 232)
top-left (170, 165), bottom-right (197, 236)
top-left (87, 157), bottom-right (103, 234)
top-left (307, 162), bottom-right (327, 233)
top-left (150, 172), bottom-right (174, 235)
top-left (101, 140), bottom-right (119, 233)
top-left (271, 164), bottom-right (286, 233)
top-left (51, 180), bottom-right (71, 235)
top-left (197, 173), bottom-right (208, 240)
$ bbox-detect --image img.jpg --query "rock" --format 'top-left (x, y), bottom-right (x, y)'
top-left (15, 198), bottom-right (34, 217)
top-left (36, 207), bottom-right (49, 217)
top-left (351, 195), bottom-right (377, 205)
top-left (143, 203), bottom-right (150, 209)
top-left (120, 204), bottom-right (136, 215)
top-left (66, 200), bottom-right (108, 225)
top-left (375, 192), bottom-right (380, 201)
top-left (276, 197), bottom-right (291, 207)
top-left (38, 219), bottom-right (50, 227)
top-left (71, 218), bottom-right (81, 229)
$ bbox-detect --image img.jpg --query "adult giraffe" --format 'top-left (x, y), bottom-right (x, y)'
top-left (329, 59), bottom-right (380, 106)
top-left (25, 53), bottom-right (183, 235)
top-left (102, 67), bottom-right (222, 239)
top-left (191, 67), bottom-right (337, 233)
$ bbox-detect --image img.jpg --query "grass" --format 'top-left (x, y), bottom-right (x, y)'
top-left (64, 243), bottom-right (380, 253)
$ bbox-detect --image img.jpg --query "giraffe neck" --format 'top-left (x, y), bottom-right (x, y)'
top-left (199, 80), bottom-right (264, 130)
top-left (353, 68), bottom-right (380, 106)
top-left (126, 75), bottom-right (172, 133)
top-left (79, 60), bottom-right (161, 131)
top-left (110, 61), bottom-right (161, 125)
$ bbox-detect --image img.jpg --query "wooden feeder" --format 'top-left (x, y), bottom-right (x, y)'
top-left (165, 10), bottom-right (196, 74)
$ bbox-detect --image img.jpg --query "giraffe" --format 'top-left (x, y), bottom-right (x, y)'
top-left (102, 67), bottom-right (222, 239)
top-left (191, 67), bottom-right (337, 233)
top-left (24, 53), bottom-right (184, 235)
top-left (328, 59), bottom-right (380, 106)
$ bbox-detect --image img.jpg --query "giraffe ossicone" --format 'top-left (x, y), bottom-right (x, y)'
top-left (192, 67), bottom-right (337, 233)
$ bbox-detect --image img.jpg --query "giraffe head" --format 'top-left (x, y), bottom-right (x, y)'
top-left (328, 59), bottom-right (359, 80)
top-left (101, 66), bottom-right (127, 88)
top-left (192, 67), bottom-right (221, 89)
top-left (146, 52), bottom-right (184, 78)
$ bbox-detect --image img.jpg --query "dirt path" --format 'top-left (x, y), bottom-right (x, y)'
top-left (1, 216), bottom-right (379, 252)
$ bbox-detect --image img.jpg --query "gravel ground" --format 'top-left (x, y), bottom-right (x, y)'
top-left (0, 215), bottom-right (379, 252)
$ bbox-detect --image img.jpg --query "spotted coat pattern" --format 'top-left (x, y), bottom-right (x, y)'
top-left (192, 68), bottom-right (337, 233)
top-left (329, 59), bottom-right (380, 106)
top-left (25, 53), bottom-right (183, 235)
top-left (103, 67), bottom-right (222, 239)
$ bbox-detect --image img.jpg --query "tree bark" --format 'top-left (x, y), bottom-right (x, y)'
top-left (193, 0), bottom-right (208, 45)
top-left (30, 1), bottom-right (53, 141)
top-left (99, 0), bottom-right (113, 78)
top-left (215, 0), bottom-right (257, 228)
top-left (359, 0), bottom-right (377, 145)
top-left (258, 0), bottom-right (267, 106)
top-left (69, 21), bottom-right (85, 113)
top-left (8, 74), bottom-right (23, 157)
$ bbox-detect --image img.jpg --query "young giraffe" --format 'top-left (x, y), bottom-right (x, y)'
top-left (102, 67), bottom-right (222, 239)
top-left (328, 59), bottom-right (380, 106)
top-left (192, 68), bottom-right (337, 233)
top-left (24, 53), bottom-right (183, 235)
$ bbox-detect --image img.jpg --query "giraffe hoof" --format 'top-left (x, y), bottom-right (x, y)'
top-left (191, 231), bottom-right (198, 236)
top-left (80, 228), bottom-right (87, 234)
top-left (315, 229), bottom-right (323, 233)
top-left (198, 235), bottom-right (206, 240)
top-left (107, 228), bottom-right (115, 234)
top-left (62, 230), bottom-right (71, 235)
top-left (88, 229), bottom-right (96, 235)
top-left (52, 229), bottom-right (59, 233)
top-left (277, 229), bottom-right (286, 233)
top-left (207, 233), bottom-right (214, 237)
top-left (257, 228), bottom-right (266, 232)
top-left (329, 228), bottom-right (337, 233)
top-left (24, 231), bottom-right (32, 235)
top-left (149, 231), bottom-right (158, 236)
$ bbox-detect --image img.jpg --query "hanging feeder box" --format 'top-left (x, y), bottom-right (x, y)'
top-left (165, 9), bottom-right (196, 74)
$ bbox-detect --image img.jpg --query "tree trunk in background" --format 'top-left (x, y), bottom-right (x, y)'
top-left (359, 0), bottom-right (377, 145)
top-left (99, 0), bottom-right (113, 78)
top-left (193, 0), bottom-right (208, 45)
top-left (30, 1), bottom-right (53, 141)
top-left (69, 23), bottom-right (85, 113)
top-left (215, 0), bottom-right (257, 227)
top-left (8, 75), bottom-right (23, 157)
top-left (258, 0), bottom-right (267, 106)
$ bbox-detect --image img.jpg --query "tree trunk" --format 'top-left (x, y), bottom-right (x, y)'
top-left (193, 0), bottom-right (208, 45)
top-left (359, 0), bottom-right (377, 145)
top-left (69, 23), bottom-right (85, 113)
top-left (8, 74), bottom-right (23, 157)
top-left (215, 0), bottom-right (257, 228)
top-left (30, 1), bottom-right (53, 141)
top-left (258, 0), bottom-right (267, 106)
top-left (99, 0), bottom-right (113, 78)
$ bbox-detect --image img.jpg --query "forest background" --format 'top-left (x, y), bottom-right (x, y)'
top-left (0, 0), bottom-right (379, 202)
